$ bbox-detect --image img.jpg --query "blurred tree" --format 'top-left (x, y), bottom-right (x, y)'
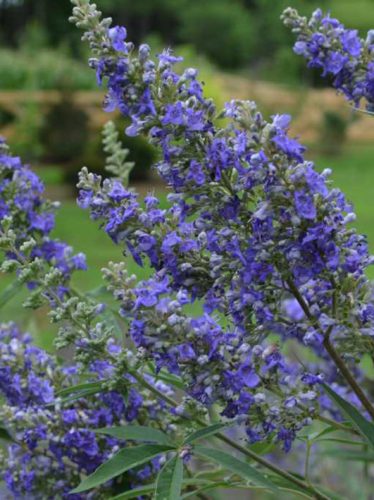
top-left (40, 93), bottom-right (89, 163)
top-left (0, 0), bottom-right (346, 78)
top-left (179, 0), bottom-right (255, 68)
top-left (99, 0), bottom-right (183, 44)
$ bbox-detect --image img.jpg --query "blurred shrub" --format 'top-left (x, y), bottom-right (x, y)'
top-left (64, 120), bottom-right (157, 187)
top-left (19, 19), bottom-right (49, 52)
top-left (0, 106), bottom-right (15, 128)
top-left (0, 48), bottom-right (95, 90)
top-left (122, 132), bottom-right (158, 182)
top-left (260, 46), bottom-right (307, 86)
top-left (319, 111), bottom-right (349, 156)
top-left (178, 0), bottom-right (255, 69)
top-left (40, 93), bottom-right (89, 163)
top-left (12, 100), bottom-right (44, 162)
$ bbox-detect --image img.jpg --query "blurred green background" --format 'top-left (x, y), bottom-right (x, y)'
top-left (1, 0), bottom-right (374, 345)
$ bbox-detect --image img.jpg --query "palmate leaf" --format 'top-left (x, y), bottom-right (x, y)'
top-left (322, 383), bottom-right (374, 448)
top-left (194, 446), bottom-right (279, 492)
top-left (71, 444), bottom-right (174, 493)
top-left (95, 425), bottom-right (172, 446)
top-left (155, 456), bottom-right (183, 500)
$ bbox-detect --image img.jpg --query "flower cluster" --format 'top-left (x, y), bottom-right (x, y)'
top-left (73, 0), bottom-right (374, 449)
top-left (0, 139), bottom-right (86, 299)
top-left (0, 1), bottom-right (372, 498)
top-left (0, 322), bottom-right (174, 498)
top-left (282, 7), bottom-right (374, 111)
top-left (0, 138), bottom-right (183, 496)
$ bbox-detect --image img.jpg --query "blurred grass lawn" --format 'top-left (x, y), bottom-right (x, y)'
top-left (2, 143), bottom-right (374, 350)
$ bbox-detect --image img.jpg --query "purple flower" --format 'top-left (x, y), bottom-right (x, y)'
top-left (108, 26), bottom-right (127, 52)
top-left (283, 298), bottom-right (305, 321)
top-left (341, 30), bottom-right (362, 57)
top-left (324, 51), bottom-right (348, 75)
top-left (294, 190), bottom-right (316, 219)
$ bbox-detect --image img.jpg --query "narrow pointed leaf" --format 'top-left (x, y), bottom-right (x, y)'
top-left (111, 479), bottom-right (212, 500)
top-left (145, 364), bottom-right (186, 391)
top-left (184, 423), bottom-right (230, 445)
top-left (110, 484), bottom-right (156, 499)
top-left (322, 383), bottom-right (374, 448)
top-left (101, 308), bottom-right (124, 340)
top-left (49, 381), bottom-right (107, 407)
top-left (57, 380), bottom-right (105, 397)
top-left (0, 280), bottom-right (23, 309)
top-left (95, 426), bottom-right (172, 445)
top-left (0, 424), bottom-right (13, 442)
top-left (304, 426), bottom-right (338, 442)
top-left (181, 481), bottom-right (259, 499)
top-left (248, 440), bottom-right (275, 455)
top-left (155, 456), bottom-right (183, 500)
top-left (194, 446), bottom-right (279, 492)
top-left (71, 444), bottom-right (173, 493)
top-left (321, 449), bottom-right (374, 462)
top-left (316, 437), bottom-right (363, 446)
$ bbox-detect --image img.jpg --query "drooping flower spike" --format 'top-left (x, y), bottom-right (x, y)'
top-left (282, 7), bottom-right (374, 112)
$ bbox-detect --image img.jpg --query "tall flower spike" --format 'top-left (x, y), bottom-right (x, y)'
top-left (282, 7), bottom-right (374, 112)
top-left (0, 323), bottom-right (175, 497)
top-left (71, 5), bottom-right (374, 454)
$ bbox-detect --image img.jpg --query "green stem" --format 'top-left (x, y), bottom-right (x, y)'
top-left (304, 440), bottom-right (312, 485)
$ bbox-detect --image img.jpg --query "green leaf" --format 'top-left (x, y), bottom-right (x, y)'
top-left (71, 444), bottom-right (173, 493)
top-left (307, 426), bottom-right (339, 442)
top-left (0, 424), bottom-right (13, 442)
top-left (322, 383), bottom-right (374, 448)
top-left (0, 280), bottom-right (23, 309)
top-left (100, 308), bottom-right (124, 340)
top-left (110, 484), bottom-right (156, 499)
top-left (322, 449), bottom-right (374, 462)
top-left (86, 285), bottom-right (110, 298)
top-left (181, 481), bottom-right (258, 499)
top-left (184, 423), bottom-right (230, 445)
top-left (145, 366), bottom-right (186, 391)
top-left (57, 380), bottom-right (105, 398)
top-left (248, 440), bottom-right (275, 455)
top-left (49, 381), bottom-right (107, 407)
top-left (95, 426), bottom-right (172, 445)
top-left (155, 456), bottom-right (183, 500)
top-left (316, 437), bottom-right (364, 446)
top-left (267, 476), bottom-right (314, 499)
top-left (194, 446), bottom-right (279, 492)
top-left (111, 479), bottom-right (212, 500)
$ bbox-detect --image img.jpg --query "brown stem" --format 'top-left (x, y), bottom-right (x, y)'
top-left (323, 336), bottom-right (374, 420)
top-left (286, 276), bottom-right (374, 420)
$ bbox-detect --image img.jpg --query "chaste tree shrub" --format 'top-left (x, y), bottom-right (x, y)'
top-left (0, 1), bottom-right (373, 498)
